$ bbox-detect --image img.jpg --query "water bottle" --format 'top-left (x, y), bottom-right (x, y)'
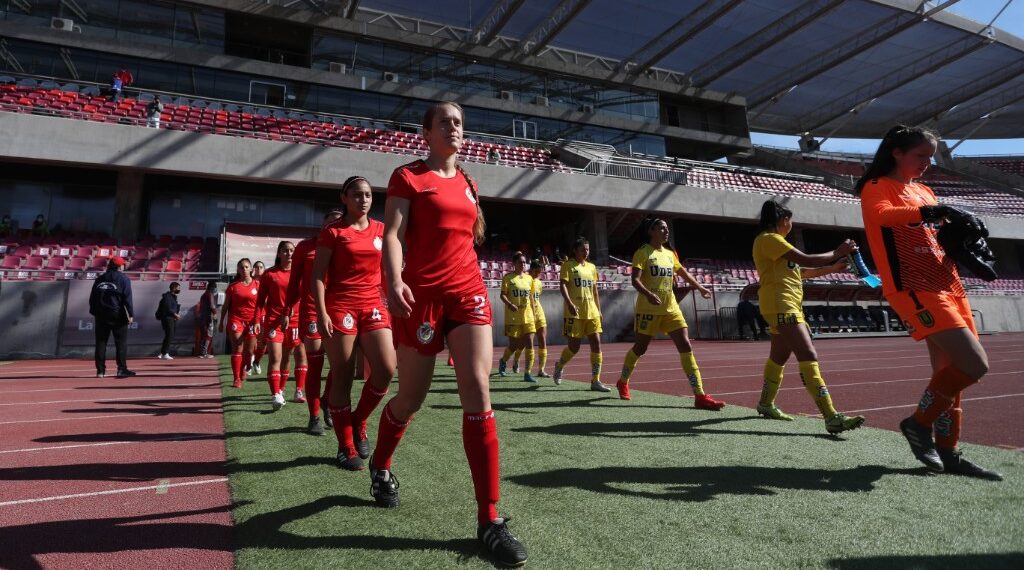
top-left (848, 251), bottom-right (881, 288)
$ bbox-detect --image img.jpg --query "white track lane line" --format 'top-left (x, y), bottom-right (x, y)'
top-left (0, 435), bottom-right (219, 454)
top-left (0, 477), bottom-right (230, 507)
top-left (14, 382), bottom-right (220, 394)
top-left (702, 370), bottom-right (1021, 396)
top-left (0, 392), bottom-right (220, 406)
top-left (0, 411), bottom-right (218, 425)
top-left (821, 392), bottom-right (1024, 415)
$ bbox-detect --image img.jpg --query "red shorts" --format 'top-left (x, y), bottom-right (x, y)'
top-left (265, 323), bottom-right (302, 347)
top-left (227, 317), bottom-right (258, 339)
top-left (328, 305), bottom-right (391, 337)
top-left (886, 290), bottom-right (977, 341)
top-left (394, 283), bottom-right (492, 355)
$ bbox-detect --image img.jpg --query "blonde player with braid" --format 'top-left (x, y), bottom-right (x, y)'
top-left (497, 251), bottom-right (537, 383)
top-left (614, 217), bottom-right (725, 409)
top-left (552, 237), bottom-right (610, 392)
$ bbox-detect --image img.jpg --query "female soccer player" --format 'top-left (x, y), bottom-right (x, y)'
top-left (553, 237), bottom-right (610, 392)
top-left (288, 210), bottom-right (344, 435)
top-left (753, 200), bottom-right (865, 434)
top-left (219, 259), bottom-right (260, 388)
top-left (250, 260), bottom-right (267, 375)
top-left (313, 177), bottom-right (395, 471)
top-left (256, 241), bottom-right (303, 411)
top-left (858, 125), bottom-right (1000, 480)
top-left (376, 101), bottom-right (527, 566)
top-left (498, 252), bottom-right (536, 383)
top-left (615, 217), bottom-right (726, 410)
top-left (529, 259), bottom-right (550, 377)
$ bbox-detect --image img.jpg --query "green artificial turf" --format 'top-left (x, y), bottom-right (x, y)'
top-left (217, 356), bottom-right (1024, 569)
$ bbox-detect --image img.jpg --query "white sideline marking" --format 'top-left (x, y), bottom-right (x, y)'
top-left (0, 435), bottom-right (216, 454)
top-left (0, 414), bottom-right (134, 425)
top-left (0, 478), bottom-right (229, 507)
top-left (835, 392), bottom-right (1024, 415)
top-left (15, 382), bottom-right (219, 393)
top-left (0, 392), bottom-right (220, 406)
top-left (666, 370), bottom-right (1022, 396)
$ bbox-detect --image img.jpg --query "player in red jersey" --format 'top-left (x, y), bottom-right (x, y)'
top-left (375, 102), bottom-right (527, 567)
top-left (256, 241), bottom-right (306, 411)
top-left (288, 209), bottom-right (344, 436)
top-left (313, 177), bottom-right (395, 470)
top-left (218, 258), bottom-right (260, 387)
top-left (250, 260), bottom-right (267, 374)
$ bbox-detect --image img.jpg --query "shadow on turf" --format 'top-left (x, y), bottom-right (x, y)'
top-left (508, 464), bottom-right (926, 502)
top-left (828, 553), bottom-right (1024, 570)
top-left (513, 417), bottom-right (835, 439)
top-left (431, 395), bottom-right (682, 414)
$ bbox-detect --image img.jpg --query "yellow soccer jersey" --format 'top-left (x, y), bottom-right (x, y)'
top-left (559, 259), bottom-right (599, 320)
top-left (752, 231), bottom-right (803, 315)
top-left (632, 244), bottom-right (682, 316)
top-left (531, 277), bottom-right (546, 322)
top-left (501, 272), bottom-right (535, 326)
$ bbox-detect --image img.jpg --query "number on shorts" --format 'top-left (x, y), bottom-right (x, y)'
top-left (371, 307), bottom-right (382, 321)
top-left (472, 295), bottom-right (486, 315)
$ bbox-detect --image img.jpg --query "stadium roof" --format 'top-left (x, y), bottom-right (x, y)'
top-left (352, 0), bottom-right (1024, 140)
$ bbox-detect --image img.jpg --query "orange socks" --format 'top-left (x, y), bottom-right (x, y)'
top-left (913, 366), bottom-right (975, 427)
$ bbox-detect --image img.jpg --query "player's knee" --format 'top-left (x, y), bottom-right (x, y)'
top-left (961, 355), bottom-right (988, 380)
top-left (632, 344), bottom-right (648, 357)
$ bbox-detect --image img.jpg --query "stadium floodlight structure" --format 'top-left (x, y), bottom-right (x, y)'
top-left (905, 58), bottom-right (1024, 127)
top-left (617, 0), bottom-right (742, 76)
top-left (939, 80), bottom-right (1024, 137)
top-left (519, 0), bottom-right (592, 56)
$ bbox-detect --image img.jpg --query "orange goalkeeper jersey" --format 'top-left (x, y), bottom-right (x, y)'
top-left (860, 177), bottom-right (964, 298)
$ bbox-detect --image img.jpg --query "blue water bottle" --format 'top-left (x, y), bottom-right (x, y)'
top-left (848, 251), bottom-right (881, 288)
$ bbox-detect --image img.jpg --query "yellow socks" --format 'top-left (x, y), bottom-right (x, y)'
top-left (590, 352), bottom-right (603, 382)
top-left (799, 360), bottom-right (837, 418)
top-left (620, 349), bottom-right (640, 383)
top-left (760, 359), bottom-right (785, 406)
top-left (537, 348), bottom-right (548, 371)
top-left (524, 348), bottom-right (535, 374)
top-left (557, 347), bottom-right (576, 368)
top-left (679, 352), bottom-right (704, 396)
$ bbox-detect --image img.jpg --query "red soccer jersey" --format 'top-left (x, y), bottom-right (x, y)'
top-left (316, 218), bottom-right (385, 310)
top-left (387, 160), bottom-right (482, 292)
top-left (286, 237), bottom-right (318, 316)
top-left (860, 177), bottom-right (964, 297)
top-left (257, 266), bottom-right (295, 324)
top-left (226, 279), bottom-right (260, 322)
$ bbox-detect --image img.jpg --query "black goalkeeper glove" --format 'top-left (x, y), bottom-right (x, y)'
top-left (919, 205), bottom-right (973, 224)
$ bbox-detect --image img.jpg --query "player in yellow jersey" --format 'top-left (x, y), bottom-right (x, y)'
top-left (553, 237), bottom-right (610, 392)
top-left (529, 259), bottom-right (551, 377)
top-left (615, 218), bottom-right (726, 410)
top-left (498, 252), bottom-right (537, 383)
top-left (753, 199), bottom-right (865, 435)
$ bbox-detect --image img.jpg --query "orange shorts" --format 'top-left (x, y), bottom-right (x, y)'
top-left (886, 290), bottom-right (976, 341)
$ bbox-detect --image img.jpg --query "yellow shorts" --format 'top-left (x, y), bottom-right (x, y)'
top-left (563, 316), bottom-right (602, 339)
top-left (763, 311), bottom-right (806, 335)
top-left (634, 311), bottom-right (687, 336)
top-left (504, 321), bottom-right (537, 338)
top-left (534, 316), bottom-right (547, 330)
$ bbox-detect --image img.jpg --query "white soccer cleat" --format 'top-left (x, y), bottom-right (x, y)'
top-left (272, 392), bottom-right (285, 411)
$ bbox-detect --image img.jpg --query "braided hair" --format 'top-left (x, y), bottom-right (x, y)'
top-left (423, 101), bottom-right (486, 245)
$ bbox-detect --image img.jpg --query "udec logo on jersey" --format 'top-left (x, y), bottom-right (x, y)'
top-left (417, 322), bottom-right (435, 344)
top-left (342, 313), bottom-right (355, 330)
top-left (373, 236), bottom-right (383, 251)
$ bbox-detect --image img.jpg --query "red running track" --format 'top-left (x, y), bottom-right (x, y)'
top-left (527, 333), bottom-right (1024, 451)
top-left (0, 358), bottom-right (233, 570)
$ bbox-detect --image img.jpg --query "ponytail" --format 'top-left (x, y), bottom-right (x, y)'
top-left (758, 199), bottom-right (792, 232)
top-left (456, 162), bottom-right (487, 245)
top-left (855, 124), bottom-right (939, 194)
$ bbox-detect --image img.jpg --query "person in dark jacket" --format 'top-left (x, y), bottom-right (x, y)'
top-left (737, 299), bottom-right (767, 340)
top-left (196, 281), bottom-right (218, 358)
top-left (156, 281), bottom-right (182, 360)
top-left (89, 256), bottom-right (135, 378)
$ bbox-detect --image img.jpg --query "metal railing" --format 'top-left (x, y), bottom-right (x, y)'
top-left (0, 269), bottom-right (223, 281)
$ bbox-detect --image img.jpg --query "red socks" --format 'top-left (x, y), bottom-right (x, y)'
top-left (463, 410), bottom-right (500, 526)
top-left (268, 371), bottom-right (281, 395)
top-left (306, 352), bottom-right (325, 417)
top-left (329, 405), bottom-right (355, 457)
top-left (913, 366), bottom-right (976, 427)
top-left (935, 393), bottom-right (963, 449)
top-left (354, 381), bottom-right (389, 427)
top-left (295, 365), bottom-right (307, 392)
top-left (280, 369), bottom-right (290, 393)
top-left (230, 353), bottom-right (243, 382)
top-left (324, 371), bottom-right (333, 401)
top-left (371, 401), bottom-right (411, 470)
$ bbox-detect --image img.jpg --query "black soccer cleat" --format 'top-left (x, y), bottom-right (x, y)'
top-left (369, 459), bottom-right (399, 508)
top-left (938, 448), bottom-right (1003, 481)
top-left (900, 416), bottom-right (944, 472)
top-left (337, 451), bottom-right (364, 471)
top-left (116, 369), bottom-right (137, 378)
top-left (307, 416), bottom-right (324, 436)
top-left (323, 409), bottom-right (334, 428)
top-left (353, 421), bottom-right (371, 459)
top-left (478, 517), bottom-right (528, 567)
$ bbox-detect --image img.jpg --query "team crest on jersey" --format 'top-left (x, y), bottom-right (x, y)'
top-left (465, 187), bottom-right (476, 204)
top-left (917, 310), bottom-right (935, 328)
top-left (307, 322), bottom-right (318, 334)
top-left (343, 313), bottom-right (355, 330)
top-left (231, 323), bottom-right (239, 332)
top-left (250, 287), bottom-right (258, 296)
top-left (417, 322), bottom-right (435, 344)
top-left (373, 236), bottom-right (383, 251)
top-left (268, 328), bottom-right (277, 338)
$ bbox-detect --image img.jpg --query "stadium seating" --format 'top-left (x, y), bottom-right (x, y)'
top-left (974, 157), bottom-right (1024, 177)
top-left (916, 171), bottom-right (1024, 217)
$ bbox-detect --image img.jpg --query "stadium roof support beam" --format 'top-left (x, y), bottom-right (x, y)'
top-left (905, 58), bottom-right (1024, 126)
top-left (342, 0), bottom-right (359, 19)
top-left (620, 0), bottom-right (742, 76)
top-left (519, 0), bottom-right (592, 56)
top-left (940, 81), bottom-right (1024, 136)
top-left (799, 35), bottom-right (991, 134)
top-left (687, 0), bottom-right (843, 88)
top-left (746, 0), bottom-right (962, 109)
top-left (469, 0), bottom-right (526, 45)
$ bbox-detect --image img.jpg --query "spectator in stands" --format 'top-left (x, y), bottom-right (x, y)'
top-left (858, 124), bottom-right (1001, 480)
top-left (752, 199), bottom-right (863, 434)
top-left (31, 214), bottom-right (48, 237)
top-left (89, 256), bottom-right (135, 379)
top-left (109, 69), bottom-right (132, 102)
top-left (736, 299), bottom-right (766, 340)
top-left (533, 247), bottom-right (549, 266)
top-left (487, 148), bottom-right (501, 163)
top-left (197, 281), bottom-right (218, 358)
top-left (0, 214), bottom-right (11, 237)
top-left (146, 98), bottom-right (164, 128)
top-left (156, 281), bottom-right (181, 360)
